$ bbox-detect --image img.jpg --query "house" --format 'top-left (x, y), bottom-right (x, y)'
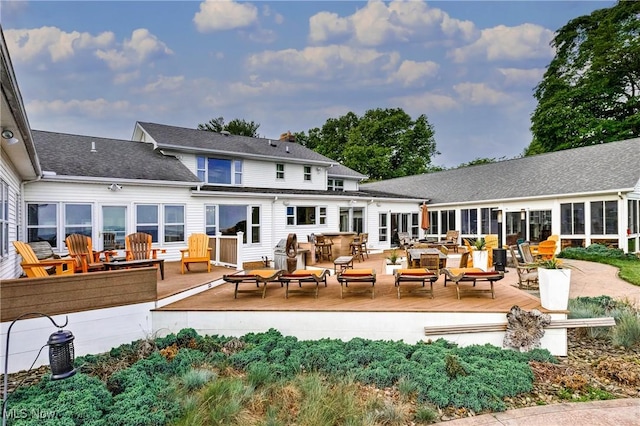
top-left (362, 139), bottom-right (640, 254)
top-left (10, 122), bottom-right (422, 278)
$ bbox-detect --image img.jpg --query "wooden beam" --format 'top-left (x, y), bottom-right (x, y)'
top-left (424, 317), bottom-right (616, 335)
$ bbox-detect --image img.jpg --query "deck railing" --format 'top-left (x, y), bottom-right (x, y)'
top-left (208, 232), bottom-right (243, 269)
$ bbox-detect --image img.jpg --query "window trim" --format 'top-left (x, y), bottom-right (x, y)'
top-left (303, 165), bottom-right (312, 181)
top-left (196, 155), bottom-right (243, 185)
top-left (276, 163), bottom-right (285, 180)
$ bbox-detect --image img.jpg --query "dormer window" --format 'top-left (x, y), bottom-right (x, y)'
top-left (197, 156), bottom-right (243, 185)
top-left (328, 179), bottom-right (344, 191)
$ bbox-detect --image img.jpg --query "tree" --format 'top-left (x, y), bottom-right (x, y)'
top-left (528, 1), bottom-right (640, 154)
top-left (198, 117), bottom-right (260, 137)
top-left (299, 108), bottom-right (438, 181)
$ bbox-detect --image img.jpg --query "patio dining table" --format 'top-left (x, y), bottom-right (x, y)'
top-left (407, 248), bottom-right (448, 268)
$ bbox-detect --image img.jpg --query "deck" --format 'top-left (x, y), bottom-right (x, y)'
top-left (156, 251), bottom-right (546, 314)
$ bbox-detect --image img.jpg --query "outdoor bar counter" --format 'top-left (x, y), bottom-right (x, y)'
top-left (320, 232), bottom-right (357, 258)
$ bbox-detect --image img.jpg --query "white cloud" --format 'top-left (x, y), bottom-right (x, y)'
top-left (453, 82), bottom-right (510, 105)
top-left (309, 11), bottom-right (351, 43)
top-left (246, 45), bottom-right (399, 80)
top-left (139, 75), bottom-right (185, 94)
top-left (95, 28), bottom-right (173, 70)
top-left (308, 0), bottom-right (476, 46)
top-left (193, 0), bottom-right (258, 32)
top-left (450, 23), bottom-right (554, 63)
top-left (392, 91), bottom-right (458, 113)
top-left (113, 71), bottom-right (140, 85)
top-left (4, 27), bottom-right (114, 63)
top-left (389, 60), bottom-right (439, 87)
top-left (498, 67), bottom-right (546, 87)
top-left (27, 98), bottom-right (132, 118)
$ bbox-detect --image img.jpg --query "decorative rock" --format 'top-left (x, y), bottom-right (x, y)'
top-left (503, 305), bottom-right (552, 352)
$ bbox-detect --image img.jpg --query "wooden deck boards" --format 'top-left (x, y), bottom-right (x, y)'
top-left (156, 252), bottom-right (546, 314)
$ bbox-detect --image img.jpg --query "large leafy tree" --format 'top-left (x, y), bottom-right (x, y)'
top-left (299, 108), bottom-right (438, 181)
top-left (528, 1), bottom-right (640, 154)
top-left (198, 117), bottom-right (260, 137)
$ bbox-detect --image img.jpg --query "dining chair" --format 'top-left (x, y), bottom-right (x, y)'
top-left (419, 253), bottom-right (441, 275)
top-left (314, 235), bottom-right (333, 261)
top-left (518, 242), bottom-right (536, 264)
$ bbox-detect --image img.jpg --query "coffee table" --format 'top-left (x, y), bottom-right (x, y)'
top-left (333, 255), bottom-right (354, 273)
top-left (104, 258), bottom-right (165, 280)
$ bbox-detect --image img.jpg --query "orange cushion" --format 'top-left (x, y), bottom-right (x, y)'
top-left (249, 269), bottom-right (282, 279)
top-left (447, 267), bottom-right (483, 275)
top-left (397, 268), bottom-right (433, 276)
top-left (287, 269), bottom-right (324, 277)
top-left (341, 269), bottom-right (373, 276)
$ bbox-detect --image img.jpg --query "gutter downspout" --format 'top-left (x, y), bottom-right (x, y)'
top-left (19, 174), bottom-right (43, 242)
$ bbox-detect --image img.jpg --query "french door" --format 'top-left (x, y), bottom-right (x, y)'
top-left (101, 205), bottom-right (127, 250)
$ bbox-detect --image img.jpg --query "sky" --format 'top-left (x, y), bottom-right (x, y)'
top-left (1, 0), bottom-right (617, 168)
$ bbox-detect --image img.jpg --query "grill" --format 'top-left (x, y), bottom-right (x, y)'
top-left (274, 234), bottom-right (307, 272)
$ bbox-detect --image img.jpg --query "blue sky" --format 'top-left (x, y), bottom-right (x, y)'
top-left (1, 0), bottom-right (615, 168)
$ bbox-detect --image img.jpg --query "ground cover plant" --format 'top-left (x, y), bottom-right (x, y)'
top-left (6, 328), bottom-right (556, 425)
top-left (559, 244), bottom-right (640, 285)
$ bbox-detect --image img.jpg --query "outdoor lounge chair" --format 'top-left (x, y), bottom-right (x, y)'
top-left (536, 240), bottom-right (557, 261)
top-left (180, 233), bottom-right (212, 274)
top-left (337, 268), bottom-right (376, 299)
top-left (508, 245), bottom-right (538, 289)
top-left (441, 268), bottom-right (504, 299)
top-left (223, 269), bottom-right (284, 298)
top-left (394, 268), bottom-right (438, 299)
top-left (65, 234), bottom-right (112, 273)
top-left (278, 269), bottom-right (329, 298)
top-left (125, 232), bottom-right (166, 260)
top-left (14, 241), bottom-right (75, 278)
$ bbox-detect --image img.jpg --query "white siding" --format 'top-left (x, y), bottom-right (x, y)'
top-left (0, 152), bottom-right (22, 279)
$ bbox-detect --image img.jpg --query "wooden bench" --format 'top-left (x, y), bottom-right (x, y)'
top-left (333, 255), bottom-right (354, 273)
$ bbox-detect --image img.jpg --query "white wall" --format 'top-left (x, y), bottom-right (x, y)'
top-left (0, 303), bottom-right (154, 374)
top-left (0, 151), bottom-right (23, 280)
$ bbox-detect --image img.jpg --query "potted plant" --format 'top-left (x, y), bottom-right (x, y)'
top-left (384, 249), bottom-right (405, 275)
top-left (536, 256), bottom-right (572, 310)
top-left (472, 238), bottom-right (489, 271)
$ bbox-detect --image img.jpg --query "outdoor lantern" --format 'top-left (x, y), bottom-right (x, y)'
top-left (47, 329), bottom-right (76, 380)
top-left (3, 313), bottom-right (77, 426)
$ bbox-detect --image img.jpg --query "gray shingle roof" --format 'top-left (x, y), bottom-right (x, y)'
top-left (197, 184), bottom-right (410, 199)
top-left (361, 138), bottom-right (640, 204)
top-left (327, 164), bottom-right (367, 179)
top-left (32, 130), bottom-right (201, 182)
top-left (137, 122), bottom-right (354, 167)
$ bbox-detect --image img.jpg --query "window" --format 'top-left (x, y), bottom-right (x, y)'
top-left (136, 205), bottom-right (159, 242)
top-left (64, 204), bottom-right (92, 238)
top-left (480, 208), bottom-right (499, 235)
top-left (28, 204), bottom-right (58, 246)
top-left (461, 209), bottom-right (477, 235)
top-left (411, 212), bottom-right (419, 239)
top-left (276, 164), bottom-right (285, 180)
top-left (529, 210), bottom-right (552, 242)
top-left (379, 213), bottom-right (388, 242)
top-left (319, 207), bottom-right (327, 225)
top-left (196, 156), bottom-right (243, 185)
top-left (328, 179), bottom-right (343, 191)
top-left (561, 202), bottom-right (585, 234)
top-left (287, 206), bottom-right (324, 226)
top-left (251, 206), bottom-right (260, 243)
top-left (427, 210), bottom-right (438, 234)
top-left (440, 210), bottom-right (456, 234)
top-left (629, 200), bottom-right (638, 234)
top-left (591, 201), bottom-right (617, 235)
top-left (304, 165), bottom-right (311, 181)
top-left (340, 207), bottom-right (364, 233)
top-left (219, 205), bottom-right (260, 243)
top-left (164, 205), bottom-right (185, 243)
top-left (0, 180), bottom-right (8, 256)
top-left (205, 205), bottom-right (216, 236)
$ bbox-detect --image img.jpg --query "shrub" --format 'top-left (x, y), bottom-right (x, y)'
top-left (611, 311), bottom-right (640, 348)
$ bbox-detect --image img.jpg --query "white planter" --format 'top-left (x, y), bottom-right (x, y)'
top-left (472, 250), bottom-right (489, 271)
top-left (384, 258), bottom-right (406, 275)
top-left (538, 268), bottom-right (571, 310)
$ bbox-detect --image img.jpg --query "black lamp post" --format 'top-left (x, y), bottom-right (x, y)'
top-left (2, 313), bottom-right (76, 426)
